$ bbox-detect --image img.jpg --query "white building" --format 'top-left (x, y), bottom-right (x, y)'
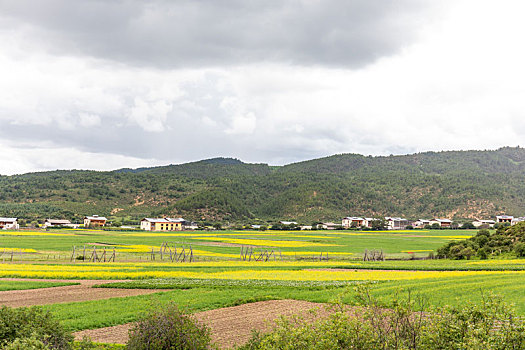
top-left (83, 215), bottom-right (107, 227)
top-left (342, 217), bottom-right (380, 228)
top-left (472, 219), bottom-right (496, 228)
top-left (44, 219), bottom-right (79, 228)
top-left (141, 218), bottom-right (185, 231)
top-left (385, 217), bottom-right (409, 230)
top-left (511, 217), bottom-right (525, 226)
top-left (321, 222), bottom-right (341, 230)
top-left (280, 221), bottom-right (298, 226)
top-left (342, 217), bottom-right (366, 228)
top-left (429, 219), bottom-right (453, 228)
top-left (0, 218), bottom-right (18, 230)
top-left (496, 215), bottom-right (514, 223)
top-left (414, 219), bottom-right (431, 228)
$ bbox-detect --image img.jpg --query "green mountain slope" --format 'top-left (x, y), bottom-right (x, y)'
top-left (1, 147), bottom-right (525, 223)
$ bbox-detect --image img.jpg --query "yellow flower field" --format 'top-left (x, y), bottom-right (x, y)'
top-left (0, 262), bottom-right (523, 281)
top-left (190, 237), bottom-right (339, 248)
top-left (0, 248), bottom-right (37, 253)
top-left (467, 259), bottom-right (525, 265)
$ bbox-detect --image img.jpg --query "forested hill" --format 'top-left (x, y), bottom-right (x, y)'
top-left (2, 148), bottom-right (525, 224)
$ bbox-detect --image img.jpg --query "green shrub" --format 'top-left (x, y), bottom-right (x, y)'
top-left (422, 292), bottom-right (525, 349)
top-left (239, 286), bottom-right (525, 350)
top-left (439, 223), bottom-right (525, 259)
top-left (477, 247), bottom-right (488, 259)
top-left (0, 306), bottom-right (73, 349)
top-left (127, 303), bottom-right (214, 350)
top-left (3, 333), bottom-right (49, 350)
top-left (515, 242), bottom-right (525, 257)
top-left (459, 247), bottom-right (475, 260)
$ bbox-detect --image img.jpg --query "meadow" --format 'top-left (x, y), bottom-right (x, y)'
top-left (43, 273), bottom-right (525, 332)
top-left (0, 280), bottom-right (77, 291)
top-left (1, 227), bottom-right (524, 343)
top-left (0, 228), bottom-right (475, 261)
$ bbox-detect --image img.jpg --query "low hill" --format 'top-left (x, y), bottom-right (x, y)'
top-left (1, 148), bottom-right (525, 223)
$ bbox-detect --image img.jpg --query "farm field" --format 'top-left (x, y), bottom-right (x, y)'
top-left (0, 280), bottom-right (77, 291)
top-left (73, 299), bottom-right (329, 347)
top-left (0, 279), bottom-right (165, 308)
top-left (0, 228), bottom-right (476, 261)
top-left (38, 272), bottom-right (525, 334)
top-left (1, 227), bottom-right (524, 347)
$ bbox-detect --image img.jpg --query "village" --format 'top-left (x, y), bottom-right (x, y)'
top-left (0, 214), bottom-right (522, 231)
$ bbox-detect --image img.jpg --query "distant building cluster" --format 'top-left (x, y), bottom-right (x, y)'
top-left (0, 215), bottom-right (197, 232)
top-left (1, 213), bottom-right (524, 232)
top-left (341, 215), bottom-right (524, 230)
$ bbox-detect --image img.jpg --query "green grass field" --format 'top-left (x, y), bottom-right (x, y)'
top-left (45, 272), bottom-right (525, 332)
top-left (1, 227), bottom-right (524, 337)
top-left (0, 228), bottom-right (475, 261)
top-left (0, 280), bottom-right (78, 291)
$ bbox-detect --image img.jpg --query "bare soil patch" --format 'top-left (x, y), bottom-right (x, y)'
top-left (0, 278), bottom-right (166, 307)
top-left (74, 299), bottom-right (330, 348)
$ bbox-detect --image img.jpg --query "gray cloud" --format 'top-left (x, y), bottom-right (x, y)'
top-left (0, 0), bottom-right (434, 69)
top-left (2, 0), bottom-right (525, 176)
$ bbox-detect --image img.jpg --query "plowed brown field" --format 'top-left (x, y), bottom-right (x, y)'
top-left (74, 299), bottom-right (330, 348)
top-left (0, 279), bottom-right (166, 307)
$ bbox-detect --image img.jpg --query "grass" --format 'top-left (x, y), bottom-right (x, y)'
top-left (44, 289), bottom-right (282, 332)
top-left (364, 273), bottom-right (525, 313)
top-left (1, 227), bottom-right (523, 336)
top-left (0, 280), bottom-right (78, 291)
top-left (0, 228), bottom-right (477, 260)
top-left (45, 273), bottom-right (525, 332)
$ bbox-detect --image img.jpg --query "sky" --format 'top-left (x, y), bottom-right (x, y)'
top-left (1, 0), bottom-right (525, 175)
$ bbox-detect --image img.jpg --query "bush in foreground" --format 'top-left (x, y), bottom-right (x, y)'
top-left (0, 306), bottom-right (73, 349)
top-left (239, 285), bottom-right (525, 350)
top-left (0, 306), bottom-right (111, 350)
top-left (127, 303), bottom-right (213, 350)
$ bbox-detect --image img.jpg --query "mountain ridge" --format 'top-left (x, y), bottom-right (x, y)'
top-left (1, 147), bottom-right (525, 224)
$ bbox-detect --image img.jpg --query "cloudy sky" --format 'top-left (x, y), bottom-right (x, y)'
top-left (1, 0), bottom-right (524, 175)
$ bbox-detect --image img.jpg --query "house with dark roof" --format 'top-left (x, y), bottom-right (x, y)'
top-left (342, 217), bottom-right (366, 228)
top-left (430, 218), bottom-right (453, 228)
top-left (385, 217), bottom-right (409, 230)
top-left (0, 218), bottom-right (18, 230)
top-left (84, 215), bottom-right (107, 227)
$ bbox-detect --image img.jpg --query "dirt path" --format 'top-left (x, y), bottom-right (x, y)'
top-left (0, 279), bottom-right (167, 307)
top-left (74, 299), bottom-right (330, 348)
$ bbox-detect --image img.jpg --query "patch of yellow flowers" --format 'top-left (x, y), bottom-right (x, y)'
top-left (467, 259), bottom-right (525, 265)
top-left (0, 248), bottom-right (37, 253)
top-left (0, 262), bottom-right (523, 281)
top-left (190, 237), bottom-right (339, 248)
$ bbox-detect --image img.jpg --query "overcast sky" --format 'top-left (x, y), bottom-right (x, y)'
top-left (1, 0), bottom-right (525, 175)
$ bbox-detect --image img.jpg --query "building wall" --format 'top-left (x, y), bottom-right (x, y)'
top-left (342, 218), bottom-right (365, 228)
top-left (0, 221), bottom-right (18, 229)
top-left (140, 221), bottom-right (152, 230)
top-left (84, 219), bottom-right (106, 227)
top-left (152, 222), bottom-right (182, 231)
